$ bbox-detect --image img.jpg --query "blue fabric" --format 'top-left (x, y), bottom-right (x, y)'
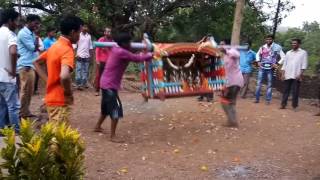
top-left (75, 58), bottom-right (90, 86)
top-left (0, 95), bottom-right (9, 129)
top-left (0, 82), bottom-right (20, 133)
top-left (255, 69), bottom-right (273, 102)
top-left (240, 49), bottom-right (256, 73)
top-left (43, 37), bottom-right (56, 50)
top-left (17, 27), bottom-right (37, 70)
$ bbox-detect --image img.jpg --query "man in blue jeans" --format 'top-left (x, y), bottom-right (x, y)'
top-left (0, 9), bottom-right (20, 133)
top-left (75, 25), bottom-right (94, 90)
top-left (255, 35), bottom-right (285, 104)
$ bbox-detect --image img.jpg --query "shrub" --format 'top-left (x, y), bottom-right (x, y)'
top-left (0, 119), bottom-right (85, 180)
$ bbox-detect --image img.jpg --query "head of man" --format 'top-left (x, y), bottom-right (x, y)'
top-left (0, 9), bottom-right (20, 31)
top-left (219, 40), bottom-right (226, 46)
top-left (265, 34), bottom-right (274, 46)
top-left (104, 27), bottom-right (111, 38)
top-left (245, 41), bottom-right (252, 51)
top-left (26, 14), bottom-right (41, 32)
top-left (113, 31), bottom-right (132, 50)
top-left (291, 38), bottom-right (301, 50)
top-left (46, 27), bottom-right (56, 38)
top-left (82, 24), bottom-right (88, 34)
top-left (60, 15), bottom-right (84, 44)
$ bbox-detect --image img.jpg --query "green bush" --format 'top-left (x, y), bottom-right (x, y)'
top-left (0, 119), bottom-right (85, 180)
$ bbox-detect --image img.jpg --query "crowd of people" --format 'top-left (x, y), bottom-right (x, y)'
top-left (0, 8), bottom-right (319, 142)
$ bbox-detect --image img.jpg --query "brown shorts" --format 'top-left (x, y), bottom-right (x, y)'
top-left (47, 106), bottom-right (71, 123)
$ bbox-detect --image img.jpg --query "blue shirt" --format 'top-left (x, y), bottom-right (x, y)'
top-left (43, 37), bottom-right (56, 50)
top-left (17, 27), bottom-right (37, 69)
top-left (240, 49), bottom-right (256, 73)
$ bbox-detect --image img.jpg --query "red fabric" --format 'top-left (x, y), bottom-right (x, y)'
top-left (95, 37), bottom-right (112, 63)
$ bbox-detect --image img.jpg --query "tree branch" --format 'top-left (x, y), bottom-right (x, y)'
top-left (9, 2), bottom-right (57, 14)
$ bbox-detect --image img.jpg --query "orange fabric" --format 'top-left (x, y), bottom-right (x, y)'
top-left (39, 36), bottom-right (74, 106)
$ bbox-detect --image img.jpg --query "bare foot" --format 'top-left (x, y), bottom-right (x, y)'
top-left (93, 127), bottom-right (104, 132)
top-left (110, 136), bottom-right (125, 143)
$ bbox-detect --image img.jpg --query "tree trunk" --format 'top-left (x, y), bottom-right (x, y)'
top-left (231, 0), bottom-right (246, 45)
top-left (272, 0), bottom-right (281, 39)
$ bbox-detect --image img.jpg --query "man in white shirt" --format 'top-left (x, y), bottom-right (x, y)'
top-left (0, 9), bottom-right (21, 133)
top-left (280, 38), bottom-right (308, 110)
top-left (75, 24), bottom-right (94, 90)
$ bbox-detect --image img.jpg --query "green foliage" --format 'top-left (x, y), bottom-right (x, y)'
top-left (0, 119), bottom-right (85, 180)
top-left (126, 63), bottom-right (140, 74)
top-left (155, 0), bottom-right (268, 48)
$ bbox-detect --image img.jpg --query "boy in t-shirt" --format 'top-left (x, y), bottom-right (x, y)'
top-left (33, 16), bottom-right (83, 122)
top-left (94, 32), bottom-right (153, 143)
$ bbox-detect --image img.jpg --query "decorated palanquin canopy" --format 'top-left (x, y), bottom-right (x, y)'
top-left (153, 43), bottom-right (220, 58)
top-left (141, 42), bottom-right (226, 101)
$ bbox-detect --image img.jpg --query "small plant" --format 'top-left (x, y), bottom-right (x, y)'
top-left (0, 119), bottom-right (85, 180)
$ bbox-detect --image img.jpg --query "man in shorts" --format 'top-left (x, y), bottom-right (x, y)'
top-left (94, 32), bottom-right (153, 143)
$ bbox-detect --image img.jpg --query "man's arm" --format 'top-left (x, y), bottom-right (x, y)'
top-left (38, 37), bottom-right (44, 52)
top-left (18, 31), bottom-right (36, 51)
top-left (33, 51), bottom-right (48, 81)
top-left (277, 50), bottom-right (286, 65)
top-left (6, 45), bottom-right (18, 77)
top-left (60, 65), bottom-right (73, 105)
top-left (122, 50), bottom-right (153, 63)
top-left (89, 35), bottom-right (94, 60)
top-left (250, 51), bottom-right (256, 64)
top-left (298, 51), bottom-right (308, 81)
top-left (255, 47), bottom-right (261, 62)
top-left (5, 32), bottom-right (18, 77)
top-left (280, 52), bottom-right (288, 81)
top-left (255, 47), bottom-right (262, 67)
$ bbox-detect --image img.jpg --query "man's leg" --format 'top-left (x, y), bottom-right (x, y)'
top-left (110, 118), bottom-right (124, 143)
top-left (221, 86), bottom-right (240, 127)
top-left (4, 84), bottom-right (20, 133)
top-left (255, 69), bottom-right (264, 103)
top-left (75, 59), bottom-right (83, 88)
top-left (291, 79), bottom-right (301, 109)
top-left (281, 79), bottom-right (292, 109)
top-left (94, 114), bottom-right (107, 132)
top-left (34, 72), bottom-right (39, 94)
top-left (240, 73), bottom-right (250, 98)
top-left (265, 70), bottom-right (273, 103)
top-left (0, 83), bottom-right (20, 133)
top-left (19, 68), bottom-right (35, 118)
top-left (82, 60), bottom-right (90, 88)
top-left (0, 87), bottom-right (9, 129)
top-left (94, 63), bottom-right (100, 93)
top-left (47, 106), bottom-right (70, 123)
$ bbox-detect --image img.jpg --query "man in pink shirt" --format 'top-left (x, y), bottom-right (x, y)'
top-left (220, 44), bottom-right (243, 127)
top-left (94, 32), bottom-right (153, 143)
top-left (94, 27), bottom-right (112, 96)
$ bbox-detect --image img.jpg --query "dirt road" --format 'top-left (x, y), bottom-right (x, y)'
top-left (30, 89), bottom-right (319, 180)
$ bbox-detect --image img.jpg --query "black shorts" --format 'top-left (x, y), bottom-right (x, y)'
top-left (101, 89), bottom-right (123, 120)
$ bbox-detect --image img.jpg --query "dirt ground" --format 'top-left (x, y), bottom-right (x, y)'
top-left (30, 86), bottom-right (320, 180)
